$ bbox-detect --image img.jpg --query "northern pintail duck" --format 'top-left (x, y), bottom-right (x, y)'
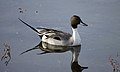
top-left (18, 15), bottom-right (88, 46)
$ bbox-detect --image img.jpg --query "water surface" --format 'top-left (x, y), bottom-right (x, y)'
top-left (0, 0), bottom-right (120, 72)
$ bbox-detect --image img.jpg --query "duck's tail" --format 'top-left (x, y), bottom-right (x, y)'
top-left (18, 18), bottom-right (40, 34)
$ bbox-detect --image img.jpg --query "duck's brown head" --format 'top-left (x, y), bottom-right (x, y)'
top-left (70, 15), bottom-right (88, 29)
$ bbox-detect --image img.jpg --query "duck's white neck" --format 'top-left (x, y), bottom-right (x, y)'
top-left (72, 28), bottom-right (81, 45)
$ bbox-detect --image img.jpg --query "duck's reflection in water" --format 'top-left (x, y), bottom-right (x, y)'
top-left (20, 41), bottom-right (88, 72)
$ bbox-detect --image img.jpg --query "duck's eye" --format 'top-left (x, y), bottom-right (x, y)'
top-left (53, 37), bottom-right (61, 40)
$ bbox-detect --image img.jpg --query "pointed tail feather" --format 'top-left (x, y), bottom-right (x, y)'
top-left (20, 47), bottom-right (38, 55)
top-left (18, 18), bottom-right (40, 34)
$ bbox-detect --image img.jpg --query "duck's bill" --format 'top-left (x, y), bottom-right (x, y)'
top-left (82, 23), bottom-right (88, 26)
top-left (80, 19), bottom-right (88, 26)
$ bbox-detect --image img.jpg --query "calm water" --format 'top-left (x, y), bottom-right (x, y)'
top-left (0, 0), bottom-right (120, 72)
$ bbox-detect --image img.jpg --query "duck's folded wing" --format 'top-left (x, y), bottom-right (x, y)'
top-left (36, 27), bottom-right (72, 40)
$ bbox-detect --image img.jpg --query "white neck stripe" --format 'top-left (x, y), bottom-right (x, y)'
top-left (72, 28), bottom-right (81, 45)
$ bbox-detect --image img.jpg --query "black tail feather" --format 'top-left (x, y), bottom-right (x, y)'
top-left (20, 47), bottom-right (38, 55)
top-left (18, 18), bottom-right (40, 34)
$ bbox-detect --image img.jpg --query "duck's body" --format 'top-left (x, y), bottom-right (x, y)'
top-left (36, 27), bottom-right (82, 46)
top-left (18, 15), bottom-right (88, 46)
top-left (36, 27), bottom-right (73, 46)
